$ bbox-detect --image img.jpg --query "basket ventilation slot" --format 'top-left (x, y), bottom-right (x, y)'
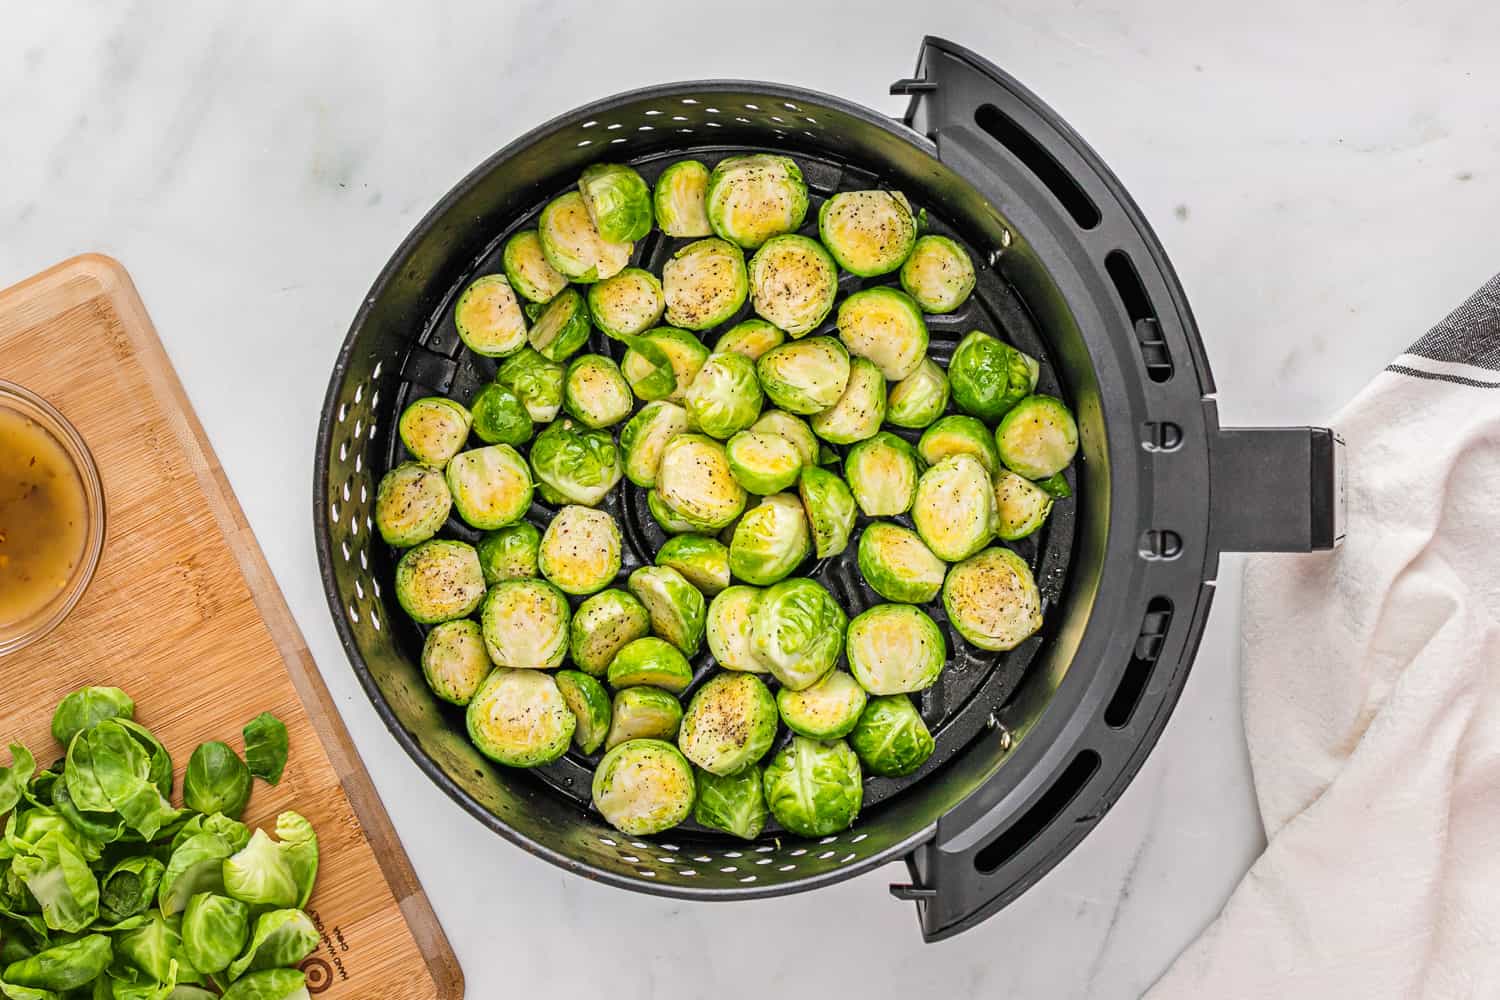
top-left (974, 104), bottom-right (1100, 230)
top-left (973, 750), bottom-right (1100, 874)
top-left (1105, 250), bottom-right (1174, 383)
top-left (1104, 597), bottom-right (1175, 728)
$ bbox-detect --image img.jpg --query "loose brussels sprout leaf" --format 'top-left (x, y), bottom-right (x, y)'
top-left (98, 856), bottom-right (165, 925)
top-left (912, 454), bottom-right (996, 562)
top-left (578, 163), bottom-right (653, 243)
top-left (948, 330), bottom-right (1040, 424)
top-left (481, 579), bottom-right (571, 670)
top-left (538, 190), bottom-right (632, 282)
top-left (679, 673), bottom-right (778, 776)
top-left (223, 829), bottom-right (298, 909)
top-left (885, 358), bottom-right (950, 430)
top-left (777, 669), bottom-right (867, 740)
top-left (496, 348), bottom-right (565, 424)
top-left (568, 589), bottom-right (651, 677)
top-left (502, 229), bottom-right (568, 304)
top-left (555, 671), bottom-right (611, 754)
top-left (621, 401), bottom-right (690, 488)
top-left (918, 414), bottom-right (1000, 475)
top-left (685, 351), bottom-right (763, 439)
top-left (604, 687), bottom-right (684, 750)
top-left (0, 743), bottom-right (36, 816)
top-left (693, 766), bottom-right (766, 840)
top-left (818, 189), bottom-right (917, 277)
top-left (995, 394), bottom-right (1080, 479)
top-left (762, 736), bottom-right (862, 837)
top-left (729, 494), bottom-right (811, 586)
top-left (662, 238), bottom-right (748, 330)
top-left (626, 566), bottom-right (707, 658)
top-left (849, 695), bottom-right (935, 777)
top-left (995, 468), bottom-right (1055, 540)
top-left (846, 604), bottom-right (946, 695)
top-left (275, 811), bottom-right (319, 909)
top-left (398, 397), bottom-right (471, 467)
top-left (51, 687), bottom-right (134, 747)
top-left (654, 160), bottom-right (713, 237)
top-left (747, 234), bottom-right (838, 337)
top-left (857, 522), bottom-right (947, 604)
top-left (528, 287), bottom-right (592, 363)
top-left (586, 267), bottom-right (664, 339)
top-left (182, 892), bottom-right (249, 975)
top-left (224, 908), bottom-right (317, 983)
top-left (446, 445), bottom-right (534, 530)
top-left (749, 409), bottom-right (818, 467)
top-left (655, 434), bottom-right (746, 532)
top-left (715, 318), bottom-right (785, 360)
top-left (757, 337), bottom-right (851, 416)
top-left (10, 829), bottom-right (99, 933)
top-left (725, 429), bottom-right (803, 495)
top-left (394, 540), bottom-right (485, 624)
top-left (467, 669), bottom-right (575, 767)
top-left (647, 488), bottom-right (700, 535)
top-left (374, 463), bottom-right (451, 548)
top-left (899, 234), bottom-right (975, 313)
top-left (943, 546), bottom-right (1043, 652)
top-left (218, 968), bottom-right (309, 1000)
top-left (655, 534), bottom-right (730, 596)
top-left (476, 522), bottom-right (541, 585)
top-left (529, 419), bottom-right (623, 506)
top-left (751, 578), bottom-right (846, 691)
top-left (621, 327), bottom-right (708, 404)
top-left (592, 739), bottom-right (696, 835)
top-left (0, 934), bottom-right (112, 994)
top-left (420, 620), bottom-right (493, 706)
top-left (538, 505), bottom-right (622, 596)
top-left (468, 382), bottom-right (533, 447)
top-left (705, 154), bottom-right (809, 250)
top-left (183, 742), bottom-right (250, 819)
top-left (453, 274), bottom-right (529, 358)
top-left (117, 912), bottom-right (195, 985)
top-left (809, 356), bottom-right (886, 446)
top-left (797, 467), bottom-right (857, 559)
top-left (705, 585), bottom-right (767, 673)
top-left (845, 432), bottom-right (920, 517)
top-left (115, 718), bottom-right (174, 798)
top-left (836, 286), bottom-right (929, 382)
top-left (1034, 470), bottom-right (1073, 499)
top-left (159, 832), bottom-right (232, 916)
top-left (70, 721), bottom-right (180, 841)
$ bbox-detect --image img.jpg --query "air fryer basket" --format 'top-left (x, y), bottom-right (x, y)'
top-left (316, 37), bottom-right (1342, 940)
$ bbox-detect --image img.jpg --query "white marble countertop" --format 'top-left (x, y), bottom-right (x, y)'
top-left (4, 1), bottom-right (1498, 996)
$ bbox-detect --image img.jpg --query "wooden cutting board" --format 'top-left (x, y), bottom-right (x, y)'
top-left (0, 256), bottom-right (462, 998)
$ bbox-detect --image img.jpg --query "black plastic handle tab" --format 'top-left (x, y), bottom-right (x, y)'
top-left (1210, 427), bottom-right (1345, 552)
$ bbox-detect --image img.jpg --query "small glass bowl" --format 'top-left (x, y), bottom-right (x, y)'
top-left (0, 380), bottom-right (106, 656)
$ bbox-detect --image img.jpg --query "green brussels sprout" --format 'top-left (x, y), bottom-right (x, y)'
top-left (467, 668), bottom-right (574, 766)
top-left (1034, 470), bottom-right (1073, 499)
top-left (751, 577), bottom-right (846, 690)
top-left (948, 330), bottom-right (1040, 423)
top-left (750, 409), bottom-right (818, 467)
top-left (899, 234), bottom-right (975, 313)
top-left (605, 687), bottom-right (684, 749)
top-left (160, 830), bottom-right (235, 915)
top-left (912, 454), bottom-right (996, 562)
top-left (97, 855), bottom-right (164, 924)
top-left (729, 494), bottom-right (811, 586)
top-left (538, 190), bottom-right (632, 282)
top-left (398, 396), bottom-right (471, 466)
top-left (621, 400), bottom-right (690, 488)
top-left (694, 765), bottom-right (767, 839)
top-left (648, 487), bottom-right (701, 535)
top-left (51, 686), bottom-right (134, 746)
top-left (776, 669), bottom-right (867, 740)
top-left (578, 162), bottom-right (653, 243)
top-left (748, 234), bottom-right (838, 337)
top-left (587, 266), bottom-right (664, 339)
top-left (529, 418), bottom-right (623, 506)
top-left (224, 907), bottom-right (318, 982)
top-left (274, 811), bottom-right (318, 909)
top-left (679, 672), bottom-right (779, 775)
top-left (857, 522), bottom-right (947, 603)
top-left (725, 429), bottom-right (803, 494)
top-left (705, 585), bottom-right (769, 673)
top-left (592, 739), bottom-right (695, 835)
top-left (943, 546), bottom-right (1043, 651)
top-left (716, 317), bottom-right (785, 360)
top-left (886, 358), bottom-right (950, 429)
top-left (469, 382), bottom-right (534, 446)
top-left (555, 670), bottom-right (611, 754)
top-left (918, 414), bottom-right (1001, 474)
top-left (538, 505), bottom-right (621, 596)
top-left (995, 468), bottom-right (1055, 540)
top-left (182, 892), bottom-right (250, 974)
top-left (836, 286), bottom-right (929, 381)
top-left (762, 736), bottom-right (862, 837)
top-left (446, 444), bottom-right (533, 530)
top-left (223, 829), bottom-right (299, 909)
top-left (656, 434), bottom-right (746, 532)
top-left (656, 534), bottom-right (731, 596)
top-left (528, 287), bottom-right (592, 363)
top-left (996, 394), bottom-right (1080, 479)
top-left (569, 588), bottom-right (651, 677)
top-left (481, 578), bottom-right (570, 669)
top-left (476, 521), bottom-right (541, 585)
top-left (849, 695), bottom-right (935, 777)
top-left (685, 351), bottom-right (764, 439)
top-left (496, 347), bottom-right (565, 424)
top-left (621, 326), bottom-right (709, 403)
top-left (220, 969), bottom-right (310, 1000)
top-left (562, 353), bottom-right (633, 430)
top-left (819, 189), bottom-right (917, 277)
top-left (705, 154), bottom-right (809, 249)
top-left (374, 462), bottom-right (451, 547)
top-left (183, 741), bottom-right (251, 819)
top-left (662, 238), bottom-right (748, 330)
top-left (606, 636), bottom-right (694, 694)
top-left (847, 604), bottom-right (946, 695)
top-left (654, 159), bottom-right (713, 237)
top-left (0, 934), bottom-right (113, 994)
top-left (797, 466), bottom-right (858, 559)
top-left (845, 432), bottom-right (920, 517)
top-left (757, 336), bottom-right (851, 415)
top-left (810, 356), bottom-right (886, 445)
top-left (394, 540), bottom-right (485, 624)
top-left (454, 274), bottom-right (529, 358)
top-left (502, 229), bottom-right (568, 304)
top-left (627, 565), bottom-right (707, 657)
top-left (420, 619), bottom-right (493, 706)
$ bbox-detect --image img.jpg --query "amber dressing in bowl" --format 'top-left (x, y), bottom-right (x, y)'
top-left (0, 405), bottom-right (90, 627)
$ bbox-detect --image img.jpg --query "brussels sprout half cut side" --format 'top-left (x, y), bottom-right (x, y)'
top-left (555, 670), bottom-right (611, 754)
top-left (942, 546), bottom-right (1044, 651)
top-left (918, 414), bottom-right (1001, 475)
top-left (578, 162), bottom-right (653, 243)
top-left (606, 636), bottom-right (694, 694)
top-left (886, 358), bottom-right (950, 430)
top-left (777, 670), bottom-right (867, 740)
top-left (725, 429), bottom-right (803, 494)
top-left (529, 287), bottom-right (592, 363)
top-left (563, 354), bottom-right (633, 430)
top-left (454, 274), bottom-right (529, 358)
top-left (845, 432), bottom-right (920, 517)
top-left (810, 356), bottom-right (886, 446)
top-left (750, 409), bottom-right (818, 467)
top-left (662, 238), bottom-right (749, 331)
top-left (569, 588), bottom-right (651, 677)
top-left (716, 318), bottom-right (785, 360)
top-left (857, 521), bottom-right (947, 604)
top-left (849, 695), bottom-right (935, 777)
top-left (748, 234), bottom-right (838, 337)
top-left (995, 468), bottom-right (1055, 540)
top-left (627, 565), bottom-right (708, 657)
top-left (592, 739), bottom-right (695, 836)
top-left (587, 266), bottom-right (664, 340)
top-left (374, 462), bottom-right (451, 547)
top-left (469, 382), bottom-right (534, 447)
top-left (502, 229), bottom-right (569, 304)
top-left (655, 434), bottom-right (747, 532)
top-left (496, 347), bottom-right (565, 424)
top-left (538, 190), bottom-right (632, 282)
top-left (399, 396), bottom-right (471, 466)
top-left (948, 330), bottom-right (1040, 424)
top-left (694, 766), bottom-right (767, 840)
top-left (762, 736), bottom-right (862, 837)
top-left (679, 672), bottom-right (779, 776)
top-left (996, 394), bottom-right (1081, 479)
top-left (912, 454), bottom-right (996, 562)
top-left (605, 687), bottom-right (685, 750)
top-left (538, 505), bottom-right (622, 596)
top-left (684, 351), bottom-right (764, 439)
top-left (798, 466), bottom-right (858, 559)
top-left (729, 493), bottom-right (811, 586)
top-left (621, 400), bottom-right (690, 488)
top-left (476, 521), bottom-right (541, 585)
top-left (621, 327), bottom-right (710, 404)
top-left (394, 540), bottom-right (485, 625)
top-left (900, 234), bottom-right (976, 313)
top-left (757, 336), bottom-right (851, 416)
top-left (705, 585), bottom-right (769, 673)
top-left (836, 286), bottom-right (929, 382)
top-left (818, 189), bottom-right (918, 277)
top-left (655, 534), bottom-right (731, 596)
top-left (481, 578), bottom-right (571, 670)
top-left (446, 444), bottom-right (534, 530)
top-left (529, 418), bottom-right (623, 506)
top-left (751, 577), bottom-right (847, 691)
top-left (846, 604), bottom-right (947, 695)
top-left (467, 669), bottom-right (574, 767)
top-left (421, 620), bottom-right (493, 706)
top-left (654, 159), bottom-right (713, 238)
top-left (705, 154), bottom-right (809, 250)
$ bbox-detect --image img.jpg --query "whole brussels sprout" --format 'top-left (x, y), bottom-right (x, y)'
top-left (454, 274), bottom-right (529, 358)
top-left (656, 534), bottom-right (731, 596)
top-left (395, 539), bottom-right (485, 624)
top-left (705, 154), bottom-right (809, 249)
top-left (529, 418), bottom-right (623, 506)
top-left (757, 336), bottom-right (851, 415)
top-left (51, 686), bottom-right (134, 747)
top-left (467, 668), bottom-right (574, 767)
top-left (819, 189), bottom-right (918, 277)
top-left (716, 317), bottom-right (785, 360)
top-left (912, 454), bottom-right (996, 562)
top-left (849, 695), bottom-right (935, 777)
top-left (918, 414), bottom-right (1001, 475)
top-left (605, 687), bottom-right (684, 750)
top-left (776, 669), bottom-right (866, 740)
top-left (656, 434), bottom-right (747, 532)
top-left (538, 190), bottom-right (632, 282)
top-left (556, 670), bottom-right (611, 754)
top-left (502, 229), bottom-right (568, 304)
top-left (592, 739), bottom-right (695, 835)
top-left (900, 234), bottom-right (976, 313)
top-left (529, 287), bottom-right (593, 363)
top-left (578, 162), bottom-right (653, 243)
top-left (496, 347), bottom-right (565, 423)
top-left (662, 238), bottom-right (748, 330)
top-left (797, 466), bottom-right (858, 559)
top-left (569, 588), bottom-right (651, 677)
top-left (948, 330), bottom-right (1039, 424)
top-left (398, 396), bottom-right (471, 466)
top-left (836, 286), bottom-right (929, 381)
top-left (621, 400), bottom-right (690, 488)
top-left (587, 266), bottom-right (665, 339)
top-left (654, 159), bottom-right (713, 238)
top-left (421, 619), bottom-right (493, 706)
top-left (995, 394), bottom-right (1080, 479)
top-left (809, 356), bottom-right (886, 445)
top-left (539, 504), bottom-right (622, 596)
top-left (942, 546), bottom-right (1043, 651)
top-left (694, 766), bottom-right (767, 840)
top-left (621, 327), bottom-right (709, 403)
top-left (729, 494), bottom-right (811, 586)
top-left (886, 358), bottom-right (950, 430)
top-left (726, 429), bottom-right (803, 494)
top-left (748, 234), bottom-right (838, 337)
top-left (607, 636), bottom-right (694, 694)
top-left (374, 462), bottom-right (451, 547)
top-left (481, 578), bottom-right (571, 669)
top-left (857, 521), bottom-right (947, 604)
top-left (685, 351), bottom-right (764, 439)
top-left (762, 736), bottom-right (862, 837)
top-left (750, 409), bottom-right (818, 467)
top-left (751, 577), bottom-right (847, 691)
top-left (679, 672), bottom-right (779, 776)
top-left (446, 444), bottom-right (534, 530)
top-left (846, 604), bottom-right (946, 694)
top-left (995, 468), bottom-right (1055, 540)
top-left (563, 354), bottom-right (633, 429)
top-left (845, 432), bottom-right (920, 517)
top-left (476, 521), bottom-right (541, 584)
top-left (705, 585), bottom-right (769, 673)
top-left (469, 382), bottom-right (534, 446)
top-left (628, 565), bottom-right (707, 657)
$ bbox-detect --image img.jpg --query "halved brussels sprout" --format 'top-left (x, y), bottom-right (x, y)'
top-left (421, 619), bottom-right (493, 706)
top-left (496, 347), bottom-right (565, 423)
top-left (605, 687), bottom-right (684, 750)
top-left (716, 318), bottom-right (785, 360)
top-left (900, 234), bottom-right (975, 313)
top-left (592, 739), bottom-right (694, 835)
top-left (748, 234), bottom-right (838, 337)
top-left (374, 462), bottom-right (451, 547)
top-left (750, 409), bottom-right (818, 467)
top-left (836, 286), bottom-right (929, 381)
top-left (529, 418), bottom-right (623, 506)
top-left (810, 356), bottom-right (886, 445)
top-left (502, 229), bottom-right (568, 304)
top-left (656, 534), bottom-right (730, 596)
top-left (587, 266), bottom-right (664, 339)
top-left (857, 522), bottom-right (947, 603)
top-left (886, 358), bottom-right (950, 429)
top-left (394, 540), bottom-right (485, 624)
top-left (467, 668), bottom-right (574, 767)
top-left (529, 287), bottom-right (592, 363)
top-left (469, 382), bottom-right (534, 447)
top-left (454, 274), bottom-right (529, 357)
top-left (555, 670), bottom-right (611, 754)
top-left (446, 444), bottom-right (534, 530)
top-left (480, 578), bottom-right (571, 669)
top-left (654, 159), bottom-right (713, 237)
top-left (606, 636), bottom-right (694, 694)
top-left (918, 414), bottom-right (1000, 474)
top-left (656, 434), bottom-right (746, 531)
top-left (849, 695), bottom-right (934, 777)
top-left (995, 468), bottom-right (1055, 540)
top-left (705, 585), bottom-right (768, 673)
top-left (538, 505), bottom-right (622, 596)
top-left (621, 326), bottom-right (710, 403)
top-left (912, 454), bottom-right (995, 562)
top-left (996, 394), bottom-right (1080, 479)
top-left (476, 521), bottom-right (541, 584)
top-left (725, 429), bottom-right (803, 494)
top-left (942, 546), bottom-right (1043, 651)
top-left (705, 154), bottom-right (809, 249)
top-left (845, 432), bottom-right (920, 517)
top-left (563, 354), bottom-right (633, 429)
top-left (797, 466), bottom-right (858, 559)
top-left (620, 400), bottom-right (689, 488)
top-left (751, 577), bottom-right (847, 690)
top-left (818, 189), bottom-right (917, 277)
top-left (757, 336), bottom-right (851, 415)
top-left (777, 670), bottom-right (866, 740)
top-left (569, 588), bottom-right (651, 677)
top-left (578, 162), bottom-right (653, 243)
top-left (399, 396), bottom-right (471, 466)
top-left (685, 351), bottom-right (764, 439)
top-left (679, 672), bottom-right (778, 776)
top-left (537, 190), bottom-right (632, 282)
top-left (762, 736), bottom-right (862, 837)
top-left (648, 488), bottom-right (700, 535)
top-left (729, 493), bottom-right (811, 586)
top-left (847, 604), bottom-right (946, 695)
top-left (948, 330), bottom-right (1040, 424)
top-left (627, 565), bottom-right (707, 657)
top-left (663, 238), bottom-right (749, 330)
top-left (694, 765), bottom-right (767, 840)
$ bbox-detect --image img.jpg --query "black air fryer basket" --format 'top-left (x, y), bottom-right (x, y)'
top-left (316, 37), bottom-right (1343, 940)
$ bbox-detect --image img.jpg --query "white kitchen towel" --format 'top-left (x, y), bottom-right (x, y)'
top-left (1148, 276), bottom-right (1500, 1000)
